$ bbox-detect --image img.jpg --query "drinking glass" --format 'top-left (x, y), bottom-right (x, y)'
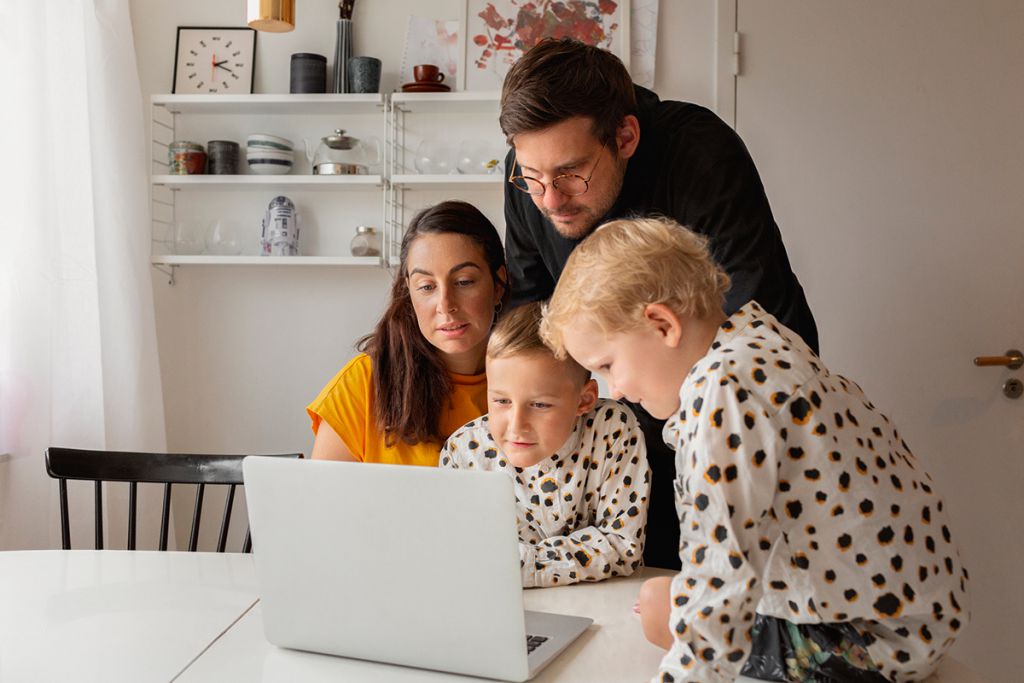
top-left (413, 140), bottom-right (454, 175)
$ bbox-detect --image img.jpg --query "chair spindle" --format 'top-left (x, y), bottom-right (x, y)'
top-left (159, 483), bottom-right (172, 551)
top-left (217, 484), bottom-right (236, 553)
top-left (94, 480), bottom-right (104, 550)
top-left (188, 483), bottom-right (205, 552)
top-left (58, 479), bottom-right (70, 550)
top-left (127, 482), bottom-right (138, 550)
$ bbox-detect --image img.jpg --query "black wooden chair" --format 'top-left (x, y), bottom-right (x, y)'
top-left (44, 447), bottom-right (303, 552)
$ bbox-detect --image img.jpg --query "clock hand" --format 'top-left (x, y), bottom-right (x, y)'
top-left (215, 63), bottom-right (235, 74)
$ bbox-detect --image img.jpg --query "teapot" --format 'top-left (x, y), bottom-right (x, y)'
top-left (302, 129), bottom-right (382, 175)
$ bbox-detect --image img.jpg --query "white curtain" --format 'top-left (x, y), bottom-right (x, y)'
top-left (0, 0), bottom-right (166, 549)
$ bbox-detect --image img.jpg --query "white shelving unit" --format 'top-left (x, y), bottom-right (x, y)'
top-left (151, 175), bottom-right (383, 191)
top-left (389, 91), bottom-right (501, 114)
top-left (151, 93), bottom-right (385, 115)
top-left (385, 91), bottom-right (504, 265)
top-left (151, 255), bottom-right (380, 266)
top-left (389, 175), bottom-right (502, 189)
top-left (149, 91), bottom-right (504, 282)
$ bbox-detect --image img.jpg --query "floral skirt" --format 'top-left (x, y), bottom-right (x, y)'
top-left (741, 614), bottom-right (889, 682)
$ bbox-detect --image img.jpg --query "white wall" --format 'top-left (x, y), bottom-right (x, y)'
top-left (128, 0), bottom-right (718, 548)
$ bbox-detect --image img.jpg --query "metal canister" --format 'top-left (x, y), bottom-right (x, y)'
top-left (168, 141), bottom-right (207, 175)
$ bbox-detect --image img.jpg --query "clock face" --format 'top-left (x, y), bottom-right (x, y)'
top-left (173, 27), bottom-right (256, 94)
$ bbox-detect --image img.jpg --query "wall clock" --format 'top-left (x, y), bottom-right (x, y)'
top-left (172, 27), bottom-right (256, 94)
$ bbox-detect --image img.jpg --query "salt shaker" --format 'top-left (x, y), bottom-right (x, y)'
top-left (350, 225), bottom-right (380, 256)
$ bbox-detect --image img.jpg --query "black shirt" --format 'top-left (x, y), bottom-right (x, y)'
top-left (503, 85), bottom-right (819, 568)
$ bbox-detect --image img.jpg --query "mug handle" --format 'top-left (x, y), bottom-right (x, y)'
top-left (436, 72), bottom-right (445, 83)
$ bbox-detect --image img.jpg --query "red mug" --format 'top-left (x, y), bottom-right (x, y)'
top-left (413, 64), bottom-right (444, 83)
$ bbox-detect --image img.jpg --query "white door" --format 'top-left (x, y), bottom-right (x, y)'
top-left (727, 2), bottom-right (1024, 681)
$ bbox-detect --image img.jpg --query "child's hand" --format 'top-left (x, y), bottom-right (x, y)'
top-left (632, 598), bottom-right (641, 614)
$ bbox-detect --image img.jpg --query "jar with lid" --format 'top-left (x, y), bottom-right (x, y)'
top-left (168, 140), bottom-right (206, 175)
top-left (350, 225), bottom-right (381, 257)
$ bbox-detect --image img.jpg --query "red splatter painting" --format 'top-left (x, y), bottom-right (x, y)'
top-left (467, 0), bottom-right (623, 89)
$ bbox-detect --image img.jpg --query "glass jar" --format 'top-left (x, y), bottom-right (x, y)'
top-left (350, 225), bottom-right (381, 257)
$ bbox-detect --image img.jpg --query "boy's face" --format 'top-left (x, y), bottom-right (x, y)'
top-left (486, 351), bottom-right (598, 468)
top-left (561, 308), bottom-right (699, 421)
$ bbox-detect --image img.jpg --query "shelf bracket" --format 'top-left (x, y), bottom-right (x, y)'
top-left (152, 263), bottom-right (177, 286)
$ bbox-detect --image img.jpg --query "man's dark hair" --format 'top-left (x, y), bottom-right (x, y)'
top-left (500, 38), bottom-right (637, 149)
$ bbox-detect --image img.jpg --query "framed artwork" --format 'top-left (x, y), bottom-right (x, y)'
top-left (461, 0), bottom-right (630, 91)
top-left (172, 27), bottom-right (257, 94)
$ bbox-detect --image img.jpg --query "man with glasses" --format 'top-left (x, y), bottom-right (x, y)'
top-left (500, 38), bottom-right (818, 570)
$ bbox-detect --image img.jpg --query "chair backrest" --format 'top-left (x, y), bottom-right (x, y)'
top-left (44, 448), bottom-right (303, 552)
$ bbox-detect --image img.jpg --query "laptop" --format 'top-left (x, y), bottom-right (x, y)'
top-left (242, 457), bottom-right (593, 681)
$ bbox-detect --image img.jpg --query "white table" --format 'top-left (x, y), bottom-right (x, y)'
top-left (177, 568), bottom-right (677, 683)
top-left (0, 550), bottom-right (258, 683)
top-left (0, 551), bottom-right (983, 682)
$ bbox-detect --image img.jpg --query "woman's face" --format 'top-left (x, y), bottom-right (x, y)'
top-left (406, 232), bottom-right (503, 375)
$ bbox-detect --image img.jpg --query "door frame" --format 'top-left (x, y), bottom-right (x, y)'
top-left (714, 0), bottom-right (738, 127)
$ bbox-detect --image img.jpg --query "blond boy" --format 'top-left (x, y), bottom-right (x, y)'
top-left (440, 301), bottom-right (650, 588)
top-left (541, 217), bottom-right (968, 682)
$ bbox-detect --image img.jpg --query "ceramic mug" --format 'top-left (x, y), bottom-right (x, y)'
top-left (348, 56), bottom-right (381, 94)
top-left (413, 64), bottom-right (444, 83)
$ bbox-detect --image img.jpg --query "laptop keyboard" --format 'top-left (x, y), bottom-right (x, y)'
top-left (526, 635), bottom-right (549, 654)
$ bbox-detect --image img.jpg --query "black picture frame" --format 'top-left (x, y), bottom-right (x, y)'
top-left (172, 26), bottom-right (257, 94)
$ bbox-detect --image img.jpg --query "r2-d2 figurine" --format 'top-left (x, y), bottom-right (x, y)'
top-left (260, 196), bottom-right (301, 256)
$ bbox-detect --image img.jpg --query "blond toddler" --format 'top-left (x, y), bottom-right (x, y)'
top-left (540, 217), bottom-right (969, 682)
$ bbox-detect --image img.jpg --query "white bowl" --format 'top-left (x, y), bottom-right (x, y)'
top-left (246, 149), bottom-right (294, 161)
top-left (245, 145), bottom-right (292, 153)
top-left (247, 159), bottom-right (293, 175)
top-left (247, 134), bottom-right (293, 151)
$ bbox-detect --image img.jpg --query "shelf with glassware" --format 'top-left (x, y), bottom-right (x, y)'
top-left (150, 93), bottom-right (387, 275)
top-left (385, 91), bottom-right (506, 265)
top-left (149, 92), bottom-right (505, 276)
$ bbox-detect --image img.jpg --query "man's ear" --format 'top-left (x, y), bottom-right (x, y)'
top-left (643, 303), bottom-right (684, 348)
top-left (576, 378), bottom-right (599, 416)
top-left (616, 115), bottom-right (641, 160)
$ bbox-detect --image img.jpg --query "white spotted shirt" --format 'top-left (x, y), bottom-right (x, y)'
top-left (654, 302), bottom-right (968, 683)
top-left (440, 398), bottom-right (651, 588)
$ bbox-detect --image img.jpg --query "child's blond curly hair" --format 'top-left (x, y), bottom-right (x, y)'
top-left (489, 301), bottom-right (590, 385)
top-left (540, 216), bottom-right (731, 357)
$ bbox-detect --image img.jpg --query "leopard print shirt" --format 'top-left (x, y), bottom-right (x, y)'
top-left (441, 398), bottom-right (651, 588)
top-left (654, 302), bottom-right (969, 683)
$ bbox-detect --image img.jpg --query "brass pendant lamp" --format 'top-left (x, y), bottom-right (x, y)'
top-left (247, 0), bottom-right (295, 32)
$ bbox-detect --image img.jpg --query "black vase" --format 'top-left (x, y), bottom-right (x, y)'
top-left (332, 20), bottom-right (353, 93)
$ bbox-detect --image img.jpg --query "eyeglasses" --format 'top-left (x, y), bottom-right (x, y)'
top-left (507, 152), bottom-right (602, 197)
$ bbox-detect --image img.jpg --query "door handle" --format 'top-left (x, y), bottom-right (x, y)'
top-left (973, 349), bottom-right (1023, 370)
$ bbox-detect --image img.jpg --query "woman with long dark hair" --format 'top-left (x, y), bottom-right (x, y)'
top-left (307, 201), bottom-right (508, 465)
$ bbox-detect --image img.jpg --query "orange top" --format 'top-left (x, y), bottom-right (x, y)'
top-left (307, 353), bottom-right (488, 467)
